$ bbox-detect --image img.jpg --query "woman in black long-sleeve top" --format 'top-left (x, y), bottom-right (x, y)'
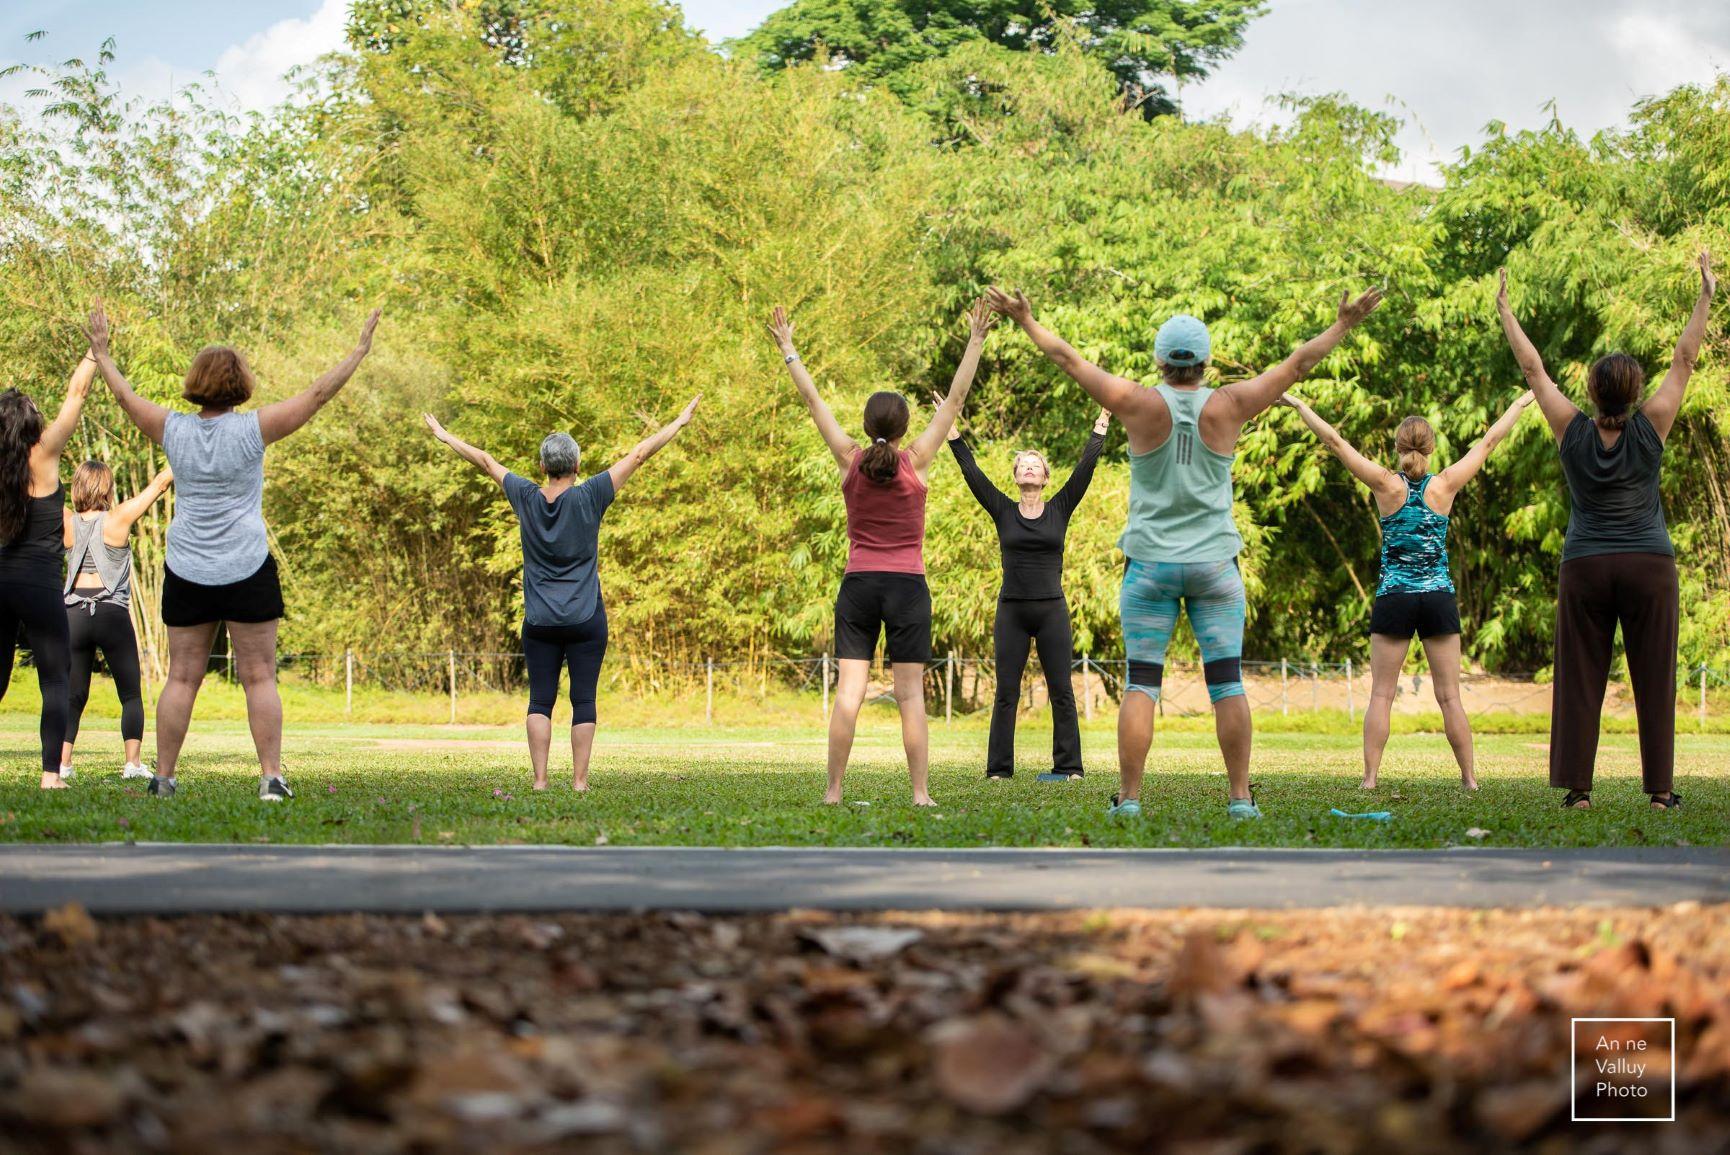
top-left (945, 404), bottom-right (1109, 780)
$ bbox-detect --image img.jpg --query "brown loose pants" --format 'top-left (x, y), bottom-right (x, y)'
top-left (1549, 552), bottom-right (1678, 794)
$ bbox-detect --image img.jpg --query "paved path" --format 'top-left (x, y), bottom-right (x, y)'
top-left (1, 845), bottom-right (1725, 913)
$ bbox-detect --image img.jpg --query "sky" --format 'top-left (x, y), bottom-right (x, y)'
top-left (3, 0), bottom-right (1727, 181)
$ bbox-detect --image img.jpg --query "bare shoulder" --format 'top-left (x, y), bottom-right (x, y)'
top-left (1117, 382), bottom-right (1170, 445)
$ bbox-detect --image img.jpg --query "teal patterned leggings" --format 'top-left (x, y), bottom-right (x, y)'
top-left (1119, 558), bottom-right (1246, 703)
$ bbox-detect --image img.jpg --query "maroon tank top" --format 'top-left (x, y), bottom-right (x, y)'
top-left (842, 448), bottom-right (926, 574)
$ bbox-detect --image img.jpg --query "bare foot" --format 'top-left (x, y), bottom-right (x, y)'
top-left (1461, 774), bottom-right (1479, 791)
top-left (572, 778), bottom-right (589, 793)
top-left (1359, 775), bottom-right (1377, 791)
top-left (913, 794), bottom-right (936, 807)
top-left (40, 773), bottom-right (69, 790)
top-left (823, 786), bottom-right (843, 805)
top-left (532, 778), bottom-right (549, 792)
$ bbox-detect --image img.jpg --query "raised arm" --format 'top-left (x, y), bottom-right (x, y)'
top-left (1213, 288), bottom-right (1384, 427)
top-left (607, 394), bottom-right (700, 495)
top-left (1435, 390), bottom-right (1534, 496)
top-left (1052, 408), bottom-right (1110, 514)
top-left (37, 351), bottom-right (96, 461)
top-left (423, 414), bottom-right (509, 487)
top-left (936, 394), bottom-right (1010, 515)
top-left (85, 303), bottom-right (170, 444)
top-left (1280, 393), bottom-right (1401, 498)
top-left (1642, 250), bottom-right (1715, 442)
top-left (985, 287), bottom-right (1144, 414)
top-left (1496, 269), bottom-right (1577, 441)
top-left (768, 307), bottom-right (856, 471)
top-left (910, 300), bottom-right (993, 469)
top-left (105, 466), bottom-right (174, 537)
top-left (257, 309), bottom-right (380, 446)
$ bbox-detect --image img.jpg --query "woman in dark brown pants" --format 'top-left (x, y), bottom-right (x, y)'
top-left (1497, 253), bottom-right (1715, 810)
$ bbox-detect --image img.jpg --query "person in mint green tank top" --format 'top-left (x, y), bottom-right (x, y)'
top-left (1282, 391), bottom-right (1534, 794)
top-left (987, 284), bottom-right (1385, 821)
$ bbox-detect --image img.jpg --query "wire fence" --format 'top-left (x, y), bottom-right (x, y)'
top-left (159, 648), bottom-right (1730, 728)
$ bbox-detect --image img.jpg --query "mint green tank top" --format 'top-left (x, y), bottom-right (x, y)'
top-left (1117, 384), bottom-right (1243, 564)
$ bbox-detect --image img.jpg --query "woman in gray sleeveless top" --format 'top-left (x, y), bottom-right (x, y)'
top-left (86, 302), bottom-right (381, 802)
top-left (60, 461), bottom-right (173, 780)
top-left (1498, 255), bottom-right (1714, 812)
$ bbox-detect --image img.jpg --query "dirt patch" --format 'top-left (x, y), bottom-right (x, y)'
top-left (2, 904), bottom-right (1726, 1152)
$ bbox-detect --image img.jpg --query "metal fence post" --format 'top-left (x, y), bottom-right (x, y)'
top-left (1083, 655), bottom-right (1092, 722)
top-left (448, 649), bottom-right (457, 725)
top-left (1346, 658), bottom-right (1355, 724)
top-left (345, 648), bottom-right (354, 718)
top-left (1280, 658), bottom-right (1288, 716)
top-left (822, 652), bottom-right (830, 719)
top-left (706, 658), bottom-right (714, 726)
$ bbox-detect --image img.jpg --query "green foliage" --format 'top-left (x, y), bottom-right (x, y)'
top-left (731, 0), bottom-right (1267, 116)
top-left (1, 9), bottom-right (1726, 675)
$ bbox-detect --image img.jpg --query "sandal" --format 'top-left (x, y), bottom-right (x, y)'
top-left (1561, 790), bottom-right (1591, 810)
top-left (1649, 791), bottom-right (1683, 810)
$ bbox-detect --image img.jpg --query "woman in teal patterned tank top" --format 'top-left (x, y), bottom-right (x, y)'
top-left (1283, 390), bottom-right (1534, 792)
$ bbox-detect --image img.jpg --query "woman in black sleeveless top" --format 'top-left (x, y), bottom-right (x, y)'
top-left (0, 351), bottom-right (95, 788)
top-left (1498, 255), bottom-right (1715, 811)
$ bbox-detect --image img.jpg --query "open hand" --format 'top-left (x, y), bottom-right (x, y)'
top-left (422, 413), bottom-right (449, 441)
top-left (767, 306), bottom-right (795, 353)
top-left (965, 298), bottom-right (997, 341)
top-left (983, 286), bottom-right (1032, 325)
top-left (1496, 268), bottom-right (1511, 310)
top-left (1336, 286), bottom-right (1384, 329)
top-left (356, 308), bottom-right (381, 355)
top-left (676, 393), bottom-right (702, 427)
top-left (1701, 250), bottom-right (1717, 299)
top-left (1093, 407), bottom-right (1111, 434)
top-left (85, 302), bottom-right (111, 356)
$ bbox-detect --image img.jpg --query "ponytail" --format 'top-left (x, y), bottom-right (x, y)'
top-left (859, 391), bottom-right (909, 485)
top-left (1587, 353), bottom-right (1643, 431)
top-left (0, 390), bottom-right (44, 543)
top-left (1394, 416), bottom-right (1434, 482)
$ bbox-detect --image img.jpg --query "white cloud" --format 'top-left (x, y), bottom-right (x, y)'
top-left (209, 0), bottom-right (349, 111)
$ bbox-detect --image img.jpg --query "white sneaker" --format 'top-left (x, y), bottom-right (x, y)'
top-left (121, 763), bottom-right (153, 780)
top-left (58, 765), bottom-right (75, 781)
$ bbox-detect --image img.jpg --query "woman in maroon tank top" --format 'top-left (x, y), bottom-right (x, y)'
top-left (768, 300), bottom-right (994, 805)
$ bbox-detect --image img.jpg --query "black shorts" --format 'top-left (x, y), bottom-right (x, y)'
top-left (834, 572), bottom-right (931, 664)
top-left (161, 555), bottom-right (285, 627)
top-left (1369, 589), bottom-right (1460, 640)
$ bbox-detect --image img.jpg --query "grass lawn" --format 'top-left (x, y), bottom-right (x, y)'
top-left (3, 707), bottom-right (1725, 849)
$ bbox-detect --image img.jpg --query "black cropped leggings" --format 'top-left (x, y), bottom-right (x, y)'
top-left (67, 600), bottom-right (145, 745)
top-left (0, 581), bottom-right (72, 775)
top-left (988, 596), bottom-right (1082, 777)
top-left (524, 607), bottom-right (609, 725)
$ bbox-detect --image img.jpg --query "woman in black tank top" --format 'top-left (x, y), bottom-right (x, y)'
top-left (0, 351), bottom-right (96, 788)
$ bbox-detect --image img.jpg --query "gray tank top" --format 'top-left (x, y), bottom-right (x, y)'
top-left (64, 512), bottom-right (133, 610)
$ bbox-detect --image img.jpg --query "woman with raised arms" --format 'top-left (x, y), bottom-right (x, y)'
top-left (768, 300), bottom-right (994, 806)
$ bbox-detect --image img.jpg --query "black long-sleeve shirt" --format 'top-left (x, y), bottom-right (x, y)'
top-left (949, 430), bottom-right (1105, 600)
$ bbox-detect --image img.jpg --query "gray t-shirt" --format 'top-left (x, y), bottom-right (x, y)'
top-left (1558, 410), bottom-right (1673, 562)
top-left (162, 410), bottom-right (269, 585)
top-left (504, 471), bottom-right (615, 628)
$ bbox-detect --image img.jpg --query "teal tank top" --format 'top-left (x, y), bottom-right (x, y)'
top-left (1376, 474), bottom-right (1454, 596)
top-left (1117, 384), bottom-right (1242, 564)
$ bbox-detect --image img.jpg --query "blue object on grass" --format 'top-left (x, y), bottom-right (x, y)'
top-left (1330, 808), bottom-right (1393, 821)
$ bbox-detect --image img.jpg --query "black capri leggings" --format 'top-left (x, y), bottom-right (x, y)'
top-left (0, 581), bottom-right (73, 775)
top-left (523, 607), bottom-right (609, 725)
top-left (67, 600), bottom-right (144, 745)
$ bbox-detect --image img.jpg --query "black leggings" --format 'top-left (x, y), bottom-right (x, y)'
top-left (524, 607), bottom-right (609, 725)
top-left (988, 597), bottom-right (1081, 776)
top-left (67, 600), bottom-right (144, 745)
top-left (0, 581), bottom-right (72, 775)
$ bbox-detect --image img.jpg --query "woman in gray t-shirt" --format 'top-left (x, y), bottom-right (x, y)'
top-left (1497, 255), bottom-right (1715, 812)
top-left (423, 394), bottom-right (699, 792)
top-left (86, 303), bottom-right (381, 802)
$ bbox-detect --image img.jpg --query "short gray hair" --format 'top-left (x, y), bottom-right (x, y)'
top-left (539, 432), bottom-right (580, 477)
